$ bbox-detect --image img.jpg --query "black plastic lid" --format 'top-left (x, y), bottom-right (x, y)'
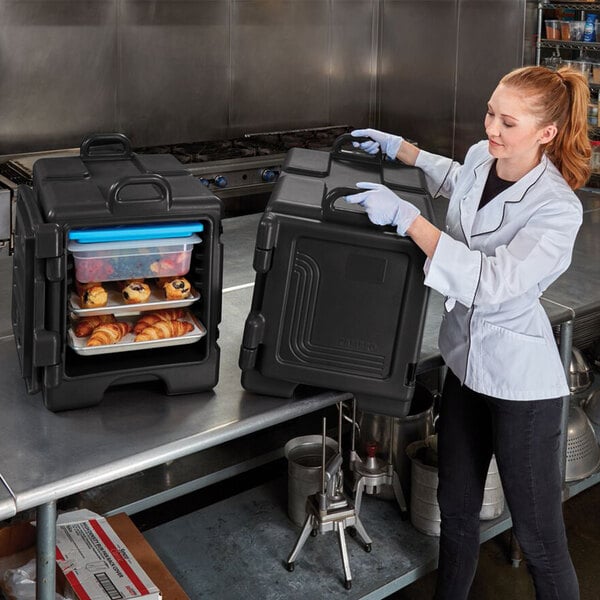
top-left (32, 146), bottom-right (219, 225)
top-left (283, 147), bottom-right (331, 177)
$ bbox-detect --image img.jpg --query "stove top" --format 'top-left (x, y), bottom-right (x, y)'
top-left (135, 125), bottom-right (351, 163)
top-left (133, 125), bottom-right (353, 200)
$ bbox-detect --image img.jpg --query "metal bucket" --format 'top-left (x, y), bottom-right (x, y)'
top-left (480, 456), bottom-right (505, 521)
top-left (356, 383), bottom-right (434, 500)
top-left (406, 437), bottom-right (504, 536)
top-left (284, 435), bottom-right (338, 527)
top-left (407, 438), bottom-right (440, 536)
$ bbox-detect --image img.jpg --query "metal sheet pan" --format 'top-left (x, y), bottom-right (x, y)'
top-left (69, 287), bottom-right (200, 317)
top-left (68, 313), bottom-right (206, 356)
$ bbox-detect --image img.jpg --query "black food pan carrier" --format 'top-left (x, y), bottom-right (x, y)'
top-left (12, 133), bottom-right (223, 411)
top-left (239, 134), bottom-right (435, 417)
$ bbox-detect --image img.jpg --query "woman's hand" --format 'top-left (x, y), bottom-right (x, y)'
top-left (345, 182), bottom-right (420, 236)
top-left (351, 128), bottom-right (404, 160)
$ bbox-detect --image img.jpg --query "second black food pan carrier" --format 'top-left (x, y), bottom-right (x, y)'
top-left (239, 134), bottom-right (435, 417)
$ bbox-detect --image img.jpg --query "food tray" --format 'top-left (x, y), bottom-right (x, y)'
top-left (67, 234), bottom-right (201, 282)
top-left (69, 286), bottom-right (200, 317)
top-left (68, 313), bottom-right (207, 356)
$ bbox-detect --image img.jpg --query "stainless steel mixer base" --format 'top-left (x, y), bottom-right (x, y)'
top-left (285, 493), bottom-right (372, 590)
top-left (354, 468), bottom-right (407, 516)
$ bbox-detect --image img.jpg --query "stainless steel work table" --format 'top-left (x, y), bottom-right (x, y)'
top-left (0, 193), bottom-right (598, 599)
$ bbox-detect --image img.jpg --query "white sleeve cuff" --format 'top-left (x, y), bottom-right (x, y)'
top-left (424, 232), bottom-right (482, 308)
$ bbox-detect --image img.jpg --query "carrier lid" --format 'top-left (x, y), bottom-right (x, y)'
top-left (382, 161), bottom-right (428, 192)
top-left (32, 134), bottom-right (221, 225)
top-left (283, 148), bottom-right (331, 177)
top-left (267, 174), bottom-right (326, 220)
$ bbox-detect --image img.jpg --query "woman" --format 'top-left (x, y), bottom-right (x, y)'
top-left (348, 66), bottom-right (589, 599)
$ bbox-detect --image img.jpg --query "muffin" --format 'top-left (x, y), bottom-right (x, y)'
top-left (116, 278), bottom-right (145, 292)
top-left (75, 280), bottom-right (101, 296)
top-left (163, 277), bottom-right (192, 300)
top-left (80, 285), bottom-right (108, 309)
top-left (121, 281), bottom-right (151, 304)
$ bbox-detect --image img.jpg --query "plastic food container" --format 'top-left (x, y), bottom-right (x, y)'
top-left (545, 19), bottom-right (561, 40)
top-left (572, 21), bottom-right (586, 41)
top-left (68, 234), bottom-right (201, 282)
top-left (561, 20), bottom-right (586, 41)
top-left (563, 60), bottom-right (592, 82)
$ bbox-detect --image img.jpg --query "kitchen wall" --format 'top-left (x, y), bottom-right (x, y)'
top-left (0, 0), bottom-right (526, 159)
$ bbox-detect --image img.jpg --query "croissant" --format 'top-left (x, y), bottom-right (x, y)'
top-left (73, 314), bottom-right (116, 337)
top-left (134, 320), bottom-right (193, 342)
top-left (133, 308), bottom-right (187, 334)
top-left (87, 322), bottom-right (132, 347)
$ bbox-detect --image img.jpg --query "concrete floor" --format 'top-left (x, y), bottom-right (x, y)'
top-left (388, 483), bottom-right (600, 600)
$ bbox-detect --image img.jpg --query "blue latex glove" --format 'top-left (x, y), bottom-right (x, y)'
top-left (351, 128), bottom-right (404, 160)
top-left (346, 182), bottom-right (420, 236)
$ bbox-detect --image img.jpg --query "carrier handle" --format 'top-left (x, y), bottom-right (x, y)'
top-left (80, 133), bottom-right (133, 159)
top-left (108, 174), bottom-right (172, 215)
top-left (330, 133), bottom-right (382, 163)
top-left (322, 186), bottom-right (372, 227)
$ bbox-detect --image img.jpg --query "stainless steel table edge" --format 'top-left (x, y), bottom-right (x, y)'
top-left (0, 474), bottom-right (16, 521)
top-left (11, 390), bottom-right (352, 514)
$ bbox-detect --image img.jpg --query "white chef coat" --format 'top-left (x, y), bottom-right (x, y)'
top-left (415, 140), bottom-right (583, 400)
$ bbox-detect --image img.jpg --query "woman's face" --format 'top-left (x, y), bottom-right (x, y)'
top-left (485, 83), bottom-right (555, 165)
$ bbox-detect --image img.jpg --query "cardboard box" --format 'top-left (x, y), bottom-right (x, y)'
top-left (0, 511), bottom-right (189, 600)
top-left (56, 510), bottom-right (161, 600)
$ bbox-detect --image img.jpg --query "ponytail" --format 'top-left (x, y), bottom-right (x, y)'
top-left (501, 66), bottom-right (591, 189)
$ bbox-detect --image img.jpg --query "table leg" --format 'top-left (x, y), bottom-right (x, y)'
top-left (558, 320), bottom-right (573, 489)
top-left (36, 500), bottom-right (56, 600)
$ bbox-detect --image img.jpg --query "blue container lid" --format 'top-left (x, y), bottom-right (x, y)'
top-left (68, 222), bottom-right (204, 243)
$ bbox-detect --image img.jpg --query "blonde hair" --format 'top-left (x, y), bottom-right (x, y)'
top-left (500, 65), bottom-right (591, 189)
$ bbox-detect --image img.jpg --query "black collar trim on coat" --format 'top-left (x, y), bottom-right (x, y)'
top-left (470, 159), bottom-right (548, 238)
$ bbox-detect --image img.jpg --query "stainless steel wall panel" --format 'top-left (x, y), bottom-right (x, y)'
top-left (0, 0), bottom-right (117, 154)
top-left (524, 0), bottom-right (538, 67)
top-left (378, 0), bottom-right (458, 156)
top-left (230, 0), bottom-right (331, 136)
top-left (454, 0), bottom-right (525, 160)
top-left (0, 0), bottom-right (527, 157)
top-left (118, 0), bottom-right (230, 147)
top-left (329, 0), bottom-right (377, 130)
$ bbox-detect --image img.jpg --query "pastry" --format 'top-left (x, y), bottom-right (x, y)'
top-left (86, 322), bottom-right (131, 347)
top-left (80, 285), bottom-right (108, 309)
top-left (133, 308), bottom-right (187, 334)
top-left (116, 278), bottom-right (145, 291)
top-left (75, 280), bottom-right (101, 296)
top-left (73, 314), bottom-right (116, 338)
top-left (162, 277), bottom-right (192, 300)
top-left (121, 281), bottom-right (151, 304)
top-left (134, 320), bottom-right (194, 342)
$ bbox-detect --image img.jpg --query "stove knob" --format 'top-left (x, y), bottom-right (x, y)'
top-left (261, 169), bottom-right (278, 183)
top-left (214, 175), bottom-right (228, 188)
top-left (199, 178), bottom-right (210, 187)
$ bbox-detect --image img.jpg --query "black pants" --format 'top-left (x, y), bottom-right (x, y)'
top-left (434, 370), bottom-right (579, 600)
